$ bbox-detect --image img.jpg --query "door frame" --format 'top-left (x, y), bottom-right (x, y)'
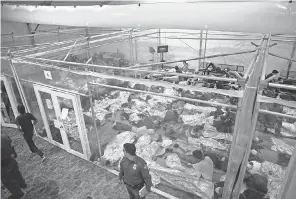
top-left (1, 75), bottom-right (19, 128)
top-left (33, 84), bottom-right (91, 160)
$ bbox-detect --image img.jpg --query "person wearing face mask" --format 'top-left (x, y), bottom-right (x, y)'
top-left (119, 143), bottom-right (152, 199)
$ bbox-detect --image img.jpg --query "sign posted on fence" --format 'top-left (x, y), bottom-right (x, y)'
top-left (44, 70), bottom-right (52, 80)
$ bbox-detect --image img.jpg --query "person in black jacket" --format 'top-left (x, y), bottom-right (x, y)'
top-left (1, 134), bottom-right (27, 198)
top-left (15, 105), bottom-right (45, 160)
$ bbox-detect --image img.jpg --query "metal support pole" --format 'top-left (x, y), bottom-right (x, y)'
top-left (286, 38), bottom-right (296, 79)
top-left (258, 109), bottom-right (296, 120)
top-left (268, 82), bottom-right (296, 91)
top-left (198, 30), bottom-right (203, 72)
top-left (135, 38), bottom-right (138, 63)
top-left (158, 28), bottom-right (161, 46)
top-left (87, 81), bottom-right (103, 163)
top-left (131, 31), bottom-right (134, 64)
top-left (85, 57), bottom-right (93, 65)
top-left (203, 29), bottom-right (208, 65)
top-left (158, 29), bottom-right (162, 62)
top-left (11, 32), bottom-right (15, 43)
top-left (85, 27), bottom-right (94, 70)
top-left (63, 40), bottom-right (78, 61)
top-left (26, 23), bottom-right (35, 46)
top-left (57, 26), bottom-right (61, 49)
top-left (8, 58), bottom-right (31, 114)
top-left (129, 30), bottom-right (134, 64)
top-left (57, 26), bottom-right (61, 42)
top-left (222, 35), bottom-right (270, 199)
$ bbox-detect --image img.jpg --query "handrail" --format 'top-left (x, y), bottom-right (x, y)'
top-left (258, 109), bottom-right (296, 120)
top-left (269, 83), bottom-right (296, 91)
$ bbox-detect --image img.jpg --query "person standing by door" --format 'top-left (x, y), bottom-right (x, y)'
top-left (1, 134), bottom-right (27, 198)
top-left (15, 105), bottom-right (45, 161)
top-left (119, 143), bottom-right (152, 199)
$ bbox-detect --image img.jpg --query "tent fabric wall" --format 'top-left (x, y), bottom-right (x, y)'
top-left (2, 2), bottom-right (296, 34)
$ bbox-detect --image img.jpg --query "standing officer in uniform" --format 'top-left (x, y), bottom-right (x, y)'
top-left (119, 143), bottom-right (152, 199)
top-left (1, 134), bottom-right (27, 198)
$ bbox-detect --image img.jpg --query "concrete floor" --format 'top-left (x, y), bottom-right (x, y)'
top-left (1, 127), bottom-right (163, 199)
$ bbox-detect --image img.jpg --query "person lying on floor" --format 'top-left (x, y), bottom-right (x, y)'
top-left (170, 144), bottom-right (229, 172)
top-left (158, 147), bottom-right (215, 181)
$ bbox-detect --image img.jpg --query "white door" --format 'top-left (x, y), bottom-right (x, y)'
top-left (34, 84), bottom-right (90, 160)
top-left (1, 76), bottom-right (19, 128)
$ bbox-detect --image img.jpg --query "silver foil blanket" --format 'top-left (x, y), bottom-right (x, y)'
top-left (150, 167), bottom-right (214, 199)
top-left (270, 137), bottom-right (294, 156)
top-left (180, 114), bottom-right (207, 126)
top-left (188, 137), bottom-right (229, 151)
top-left (281, 122), bottom-right (296, 138)
top-left (92, 91), bottom-right (130, 123)
top-left (283, 106), bottom-right (296, 116)
top-left (203, 123), bottom-right (233, 141)
top-left (102, 131), bottom-right (136, 164)
top-left (261, 161), bottom-right (286, 199)
top-left (183, 103), bottom-right (216, 117)
top-left (136, 134), bottom-right (160, 165)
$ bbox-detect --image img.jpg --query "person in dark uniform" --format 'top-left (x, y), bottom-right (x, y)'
top-left (119, 143), bottom-right (152, 199)
top-left (1, 134), bottom-right (27, 198)
top-left (15, 105), bottom-right (45, 160)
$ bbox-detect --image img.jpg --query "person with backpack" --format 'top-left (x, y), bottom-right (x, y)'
top-left (15, 105), bottom-right (45, 161)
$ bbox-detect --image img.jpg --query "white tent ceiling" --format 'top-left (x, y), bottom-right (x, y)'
top-left (2, 1), bottom-right (296, 34)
